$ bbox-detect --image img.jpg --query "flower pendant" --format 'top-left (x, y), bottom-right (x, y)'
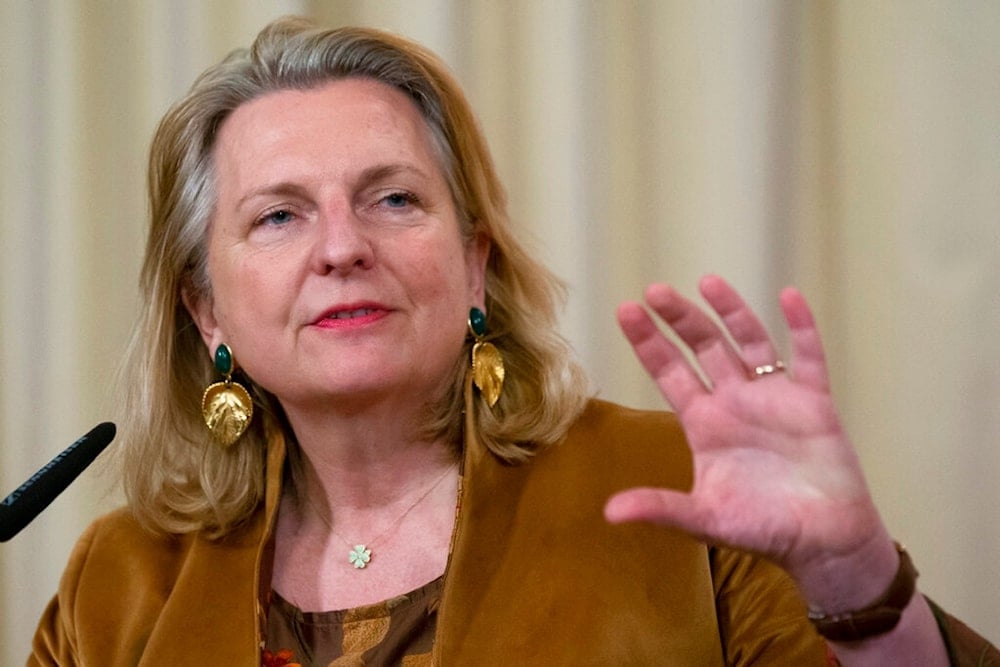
top-left (348, 544), bottom-right (372, 569)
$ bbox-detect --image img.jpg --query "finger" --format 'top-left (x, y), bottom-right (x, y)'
top-left (643, 283), bottom-right (746, 385)
top-left (779, 287), bottom-right (831, 391)
top-left (617, 301), bottom-right (707, 412)
top-left (604, 488), bottom-right (713, 543)
top-left (698, 275), bottom-right (781, 370)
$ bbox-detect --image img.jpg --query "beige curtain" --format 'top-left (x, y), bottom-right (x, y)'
top-left (2, 1), bottom-right (997, 660)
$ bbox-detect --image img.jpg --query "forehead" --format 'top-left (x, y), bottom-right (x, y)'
top-left (212, 78), bottom-right (443, 189)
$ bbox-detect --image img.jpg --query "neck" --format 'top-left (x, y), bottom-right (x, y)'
top-left (283, 399), bottom-right (459, 512)
top-left (293, 442), bottom-right (458, 517)
top-left (273, 427), bottom-right (461, 606)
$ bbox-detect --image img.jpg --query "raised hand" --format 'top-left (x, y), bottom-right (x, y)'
top-left (604, 275), bottom-right (893, 604)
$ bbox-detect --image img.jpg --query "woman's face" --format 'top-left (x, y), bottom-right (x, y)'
top-left (187, 78), bottom-right (488, 415)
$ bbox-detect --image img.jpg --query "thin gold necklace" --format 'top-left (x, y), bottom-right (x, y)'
top-left (301, 463), bottom-right (458, 570)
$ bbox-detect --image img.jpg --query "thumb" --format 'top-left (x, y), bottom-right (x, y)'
top-left (604, 487), bottom-right (705, 535)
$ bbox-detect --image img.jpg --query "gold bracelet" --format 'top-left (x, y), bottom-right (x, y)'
top-left (807, 542), bottom-right (918, 642)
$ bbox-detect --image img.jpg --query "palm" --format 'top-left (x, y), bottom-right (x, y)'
top-left (605, 276), bottom-right (882, 576)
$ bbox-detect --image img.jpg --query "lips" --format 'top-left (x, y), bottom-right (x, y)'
top-left (326, 307), bottom-right (376, 320)
top-left (311, 302), bottom-right (390, 327)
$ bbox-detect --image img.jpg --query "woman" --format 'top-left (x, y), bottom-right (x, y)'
top-left (30, 17), bottom-right (997, 666)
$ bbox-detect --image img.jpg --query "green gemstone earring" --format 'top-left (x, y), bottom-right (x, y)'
top-left (468, 307), bottom-right (504, 407)
top-left (201, 343), bottom-right (254, 447)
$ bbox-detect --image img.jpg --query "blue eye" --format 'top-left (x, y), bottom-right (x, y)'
top-left (383, 192), bottom-right (416, 208)
top-left (261, 209), bottom-right (293, 225)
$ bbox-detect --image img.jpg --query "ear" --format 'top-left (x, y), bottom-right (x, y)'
top-left (181, 284), bottom-right (223, 355)
top-left (465, 232), bottom-right (491, 305)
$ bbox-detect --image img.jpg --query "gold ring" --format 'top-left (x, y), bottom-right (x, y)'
top-left (753, 360), bottom-right (786, 378)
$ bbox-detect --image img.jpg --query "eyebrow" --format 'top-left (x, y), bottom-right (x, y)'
top-left (234, 163), bottom-right (434, 211)
top-left (235, 182), bottom-right (312, 211)
top-left (357, 163), bottom-right (434, 186)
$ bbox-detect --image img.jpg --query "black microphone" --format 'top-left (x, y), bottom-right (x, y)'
top-left (0, 422), bottom-right (116, 542)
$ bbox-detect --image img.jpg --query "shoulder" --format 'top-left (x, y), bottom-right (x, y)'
top-left (30, 508), bottom-right (193, 663)
top-left (572, 398), bottom-right (685, 446)
top-left (571, 397), bottom-right (684, 435)
top-left (63, 505), bottom-right (265, 591)
top-left (80, 506), bottom-right (189, 556)
top-left (536, 398), bottom-right (692, 491)
top-left (35, 505), bottom-right (266, 664)
top-left (77, 506), bottom-right (174, 545)
top-left (57, 508), bottom-right (193, 604)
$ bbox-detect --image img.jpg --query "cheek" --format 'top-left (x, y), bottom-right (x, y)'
top-left (209, 258), bottom-right (284, 337)
top-left (423, 255), bottom-right (476, 315)
top-left (402, 249), bottom-right (473, 350)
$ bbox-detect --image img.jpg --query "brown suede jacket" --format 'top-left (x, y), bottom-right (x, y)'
top-left (28, 400), bottom-right (998, 665)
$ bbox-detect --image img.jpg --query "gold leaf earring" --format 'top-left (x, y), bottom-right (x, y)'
top-left (201, 343), bottom-right (254, 447)
top-left (468, 307), bottom-right (504, 407)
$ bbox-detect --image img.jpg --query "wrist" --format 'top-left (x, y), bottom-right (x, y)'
top-left (792, 524), bottom-right (899, 613)
top-left (807, 541), bottom-right (919, 642)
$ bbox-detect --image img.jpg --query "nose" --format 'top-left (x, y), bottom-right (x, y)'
top-left (311, 202), bottom-right (374, 275)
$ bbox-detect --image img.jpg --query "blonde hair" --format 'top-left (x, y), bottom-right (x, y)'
top-left (119, 17), bottom-right (589, 536)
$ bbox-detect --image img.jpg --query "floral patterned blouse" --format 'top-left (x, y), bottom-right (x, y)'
top-left (264, 576), bottom-right (443, 666)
